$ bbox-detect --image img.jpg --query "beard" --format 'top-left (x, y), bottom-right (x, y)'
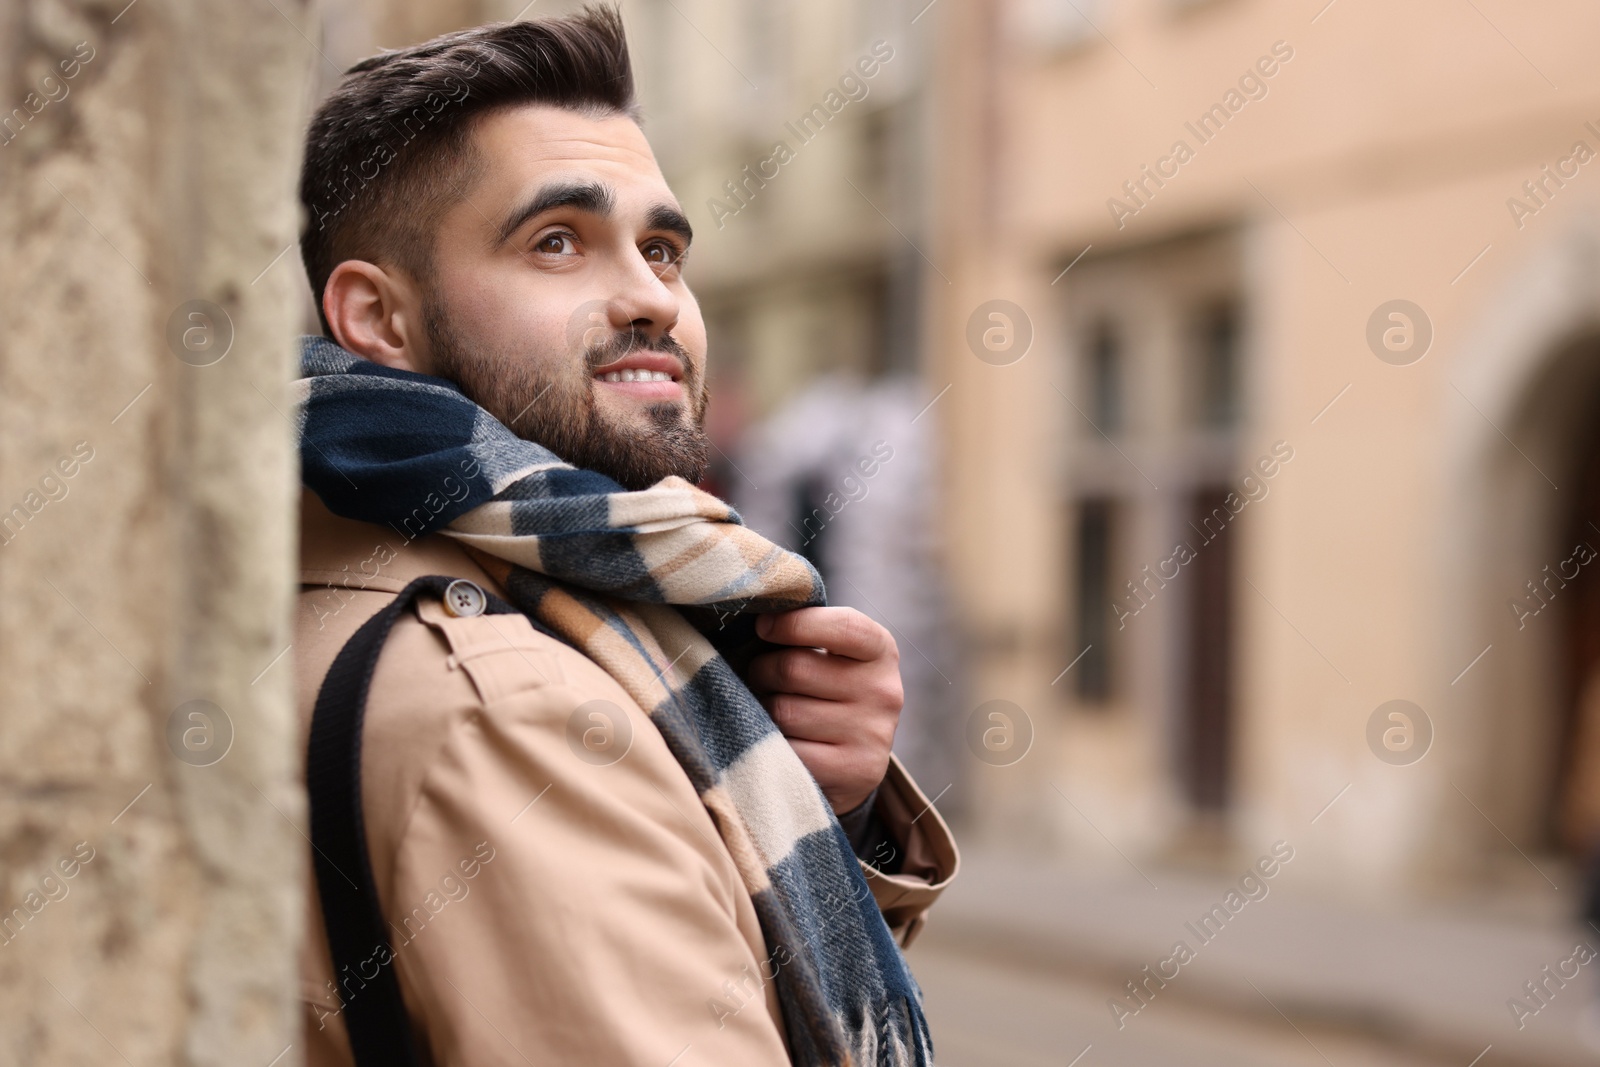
top-left (422, 296), bottom-right (711, 492)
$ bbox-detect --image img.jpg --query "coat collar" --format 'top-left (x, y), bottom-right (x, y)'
top-left (299, 488), bottom-right (500, 595)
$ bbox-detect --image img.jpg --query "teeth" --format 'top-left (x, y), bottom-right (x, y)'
top-left (598, 369), bottom-right (675, 383)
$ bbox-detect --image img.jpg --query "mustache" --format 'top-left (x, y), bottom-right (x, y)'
top-left (583, 328), bottom-right (692, 375)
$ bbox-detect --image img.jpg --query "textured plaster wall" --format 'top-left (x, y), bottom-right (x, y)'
top-left (0, 0), bottom-right (308, 1062)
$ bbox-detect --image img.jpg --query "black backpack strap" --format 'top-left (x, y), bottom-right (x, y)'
top-left (307, 575), bottom-right (525, 1066)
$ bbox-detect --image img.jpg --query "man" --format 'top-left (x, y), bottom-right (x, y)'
top-left (291, 7), bottom-right (958, 1066)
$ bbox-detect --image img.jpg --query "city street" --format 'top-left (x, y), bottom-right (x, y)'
top-left (910, 846), bottom-right (1600, 1067)
top-left (916, 941), bottom-right (1461, 1067)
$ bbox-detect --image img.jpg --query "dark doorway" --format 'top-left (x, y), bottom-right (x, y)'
top-left (1556, 384), bottom-right (1600, 852)
top-left (791, 473), bottom-right (834, 584)
top-left (1074, 497), bottom-right (1116, 704)
top-left (1182, 487), bottom-right (1237, 811)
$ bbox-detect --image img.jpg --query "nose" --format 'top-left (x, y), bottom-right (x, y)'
top-left (599, 247), bottom-right (680, 344)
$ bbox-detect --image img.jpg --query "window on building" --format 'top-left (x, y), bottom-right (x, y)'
top-left (1087, 319), bottom-right (1124, 434)
top-left (858, 104), bottom-right (893, 201)
top-left (1074, 497), bottom-right (1116, 703)
top-left (1193, 300), bottom-right (1241, 429)
top-left (867, 258), bottom-right (920, 378)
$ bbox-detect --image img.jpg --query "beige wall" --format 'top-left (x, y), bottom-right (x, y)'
top-left (936, 0), bottom-right (1600, 891)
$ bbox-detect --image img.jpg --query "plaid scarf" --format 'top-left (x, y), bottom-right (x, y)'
top-left (294, 336), bottom-right (934, 1066)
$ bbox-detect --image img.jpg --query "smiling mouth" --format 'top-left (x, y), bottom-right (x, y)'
top-left (589, 350), bottom-right (685, 396)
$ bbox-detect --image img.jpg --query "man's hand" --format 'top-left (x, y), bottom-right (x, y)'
top-left (747, 607), bottom-right (902, 815)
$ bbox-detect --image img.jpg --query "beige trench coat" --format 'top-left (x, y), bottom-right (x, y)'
top-left (293, 491), bottom-right (959, 1066)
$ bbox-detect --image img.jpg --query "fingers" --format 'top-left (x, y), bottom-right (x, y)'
top-left (760, 691), bottom-right (897, 757)
top-left (747, 647), bottom-right (904, 709)
top-left (748, 606), bottom-right (903, 816)
top-left (782, 734), bottom-right (890, 815)
top-left (756, 606), bottom-right (896, 663)
top-left (759, 692), bottom-right (858, 743)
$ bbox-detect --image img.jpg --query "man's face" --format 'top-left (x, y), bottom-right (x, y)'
top-left (419, 104), bottom-right (709, 491)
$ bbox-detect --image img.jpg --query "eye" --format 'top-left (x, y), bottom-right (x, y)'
top-left (532, 229), bottom-right (578, 256)
top-left (642, 239), bottom-right (687, 273)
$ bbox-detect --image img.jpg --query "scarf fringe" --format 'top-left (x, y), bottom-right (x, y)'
top-left (838, 993), bottom-right (934, 1067)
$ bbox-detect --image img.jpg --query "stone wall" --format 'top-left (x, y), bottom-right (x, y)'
top-left (0, 0), bottom-right (309, 1062)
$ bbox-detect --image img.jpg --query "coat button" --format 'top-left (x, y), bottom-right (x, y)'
top-left (443, 579), bottom-right (487, 618)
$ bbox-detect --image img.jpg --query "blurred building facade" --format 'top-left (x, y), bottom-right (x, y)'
top-left (925, 0), bottom-right (1600, 898)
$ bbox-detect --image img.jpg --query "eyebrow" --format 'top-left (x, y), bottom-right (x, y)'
top-left (495, 178), bottom-right (694, 249)
top-left (497, 179), bottom-right (612, 244)
top-left (646, 203), bottom-right (694, 247)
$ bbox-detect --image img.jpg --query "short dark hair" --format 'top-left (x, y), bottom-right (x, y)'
top-left (298, 5), bottom-right (640, 332)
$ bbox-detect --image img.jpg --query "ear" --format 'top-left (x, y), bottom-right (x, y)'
top-left (323, 260), bottom-right (432, 374)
